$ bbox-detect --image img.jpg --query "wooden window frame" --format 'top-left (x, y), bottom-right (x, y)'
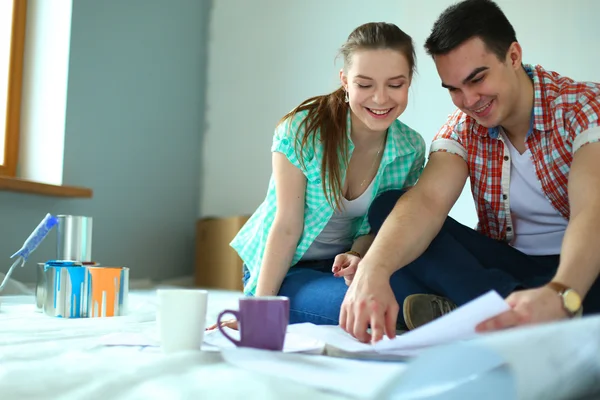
top-left (0, 1), bottom-right (92, 198)
top-left (1, 0), bottom-right (27, 177)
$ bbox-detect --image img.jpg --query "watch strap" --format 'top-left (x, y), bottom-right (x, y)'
top-left (345, 250), bottom-right (361, 258)
top-left (546, 281), bottom-right (569, 294)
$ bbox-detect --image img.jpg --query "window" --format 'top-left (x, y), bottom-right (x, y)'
top-left (1, 0), bottom-right (27, 177)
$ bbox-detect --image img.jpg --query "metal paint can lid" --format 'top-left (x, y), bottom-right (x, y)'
top-left (44, 260), bottom-right (83, 267)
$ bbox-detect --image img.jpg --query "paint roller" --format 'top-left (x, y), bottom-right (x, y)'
top-left (0, 213), bottom-right (58, 292)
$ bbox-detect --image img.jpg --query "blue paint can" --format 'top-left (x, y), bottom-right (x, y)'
top-left (42, 260), bottom-right (88, 318)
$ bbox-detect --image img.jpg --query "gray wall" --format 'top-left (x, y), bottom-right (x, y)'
top-left (0, 0), bottom-right (210, 283)
top-left (200, 0), bottom-right (600, 227)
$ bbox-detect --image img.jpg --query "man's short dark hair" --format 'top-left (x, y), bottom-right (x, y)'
top-left (424, 0), bottom-right (518, 61)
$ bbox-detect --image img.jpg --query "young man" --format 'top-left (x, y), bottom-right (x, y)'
top-left (338, 0), bottom-right (600, 343)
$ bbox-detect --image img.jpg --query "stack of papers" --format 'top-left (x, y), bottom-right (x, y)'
top-left (289, 290), bottom-right (510, 359)
top-left (98, 290), bottom-right (510, 359)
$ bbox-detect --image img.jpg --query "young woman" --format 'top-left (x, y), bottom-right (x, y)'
top-left (214, 22), bottom-right (425, 328)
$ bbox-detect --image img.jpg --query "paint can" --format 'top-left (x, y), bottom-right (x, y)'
top-left (86, 266), bottom-right (129, 318)
top-left (42, 262), bottom-right (128, 318)
top-left (43, 261), bottom-right (87, 318)
top-left (35, 263), bottom-right (47, 312)
top-left (36, 261), bottom-right (100, 312)
top-left (56, 215), bottom-right (93, 262)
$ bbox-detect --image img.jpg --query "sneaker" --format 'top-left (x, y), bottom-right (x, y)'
top-left (403, 294), bottom-right (457, 330)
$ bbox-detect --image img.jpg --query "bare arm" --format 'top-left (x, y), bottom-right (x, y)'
top-left (553, 142), bottom-right (600, 297)
top-left (350, 234), bottom-right (374, 257)
top-left (340, 152), bottom-right (469, 342)
top-left (255, 152), bottom-right (307, 296)
top-left (360, 152), bottom-right (469, 277)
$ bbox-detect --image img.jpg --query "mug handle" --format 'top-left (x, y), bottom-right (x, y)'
top-left (217, 309), bottom-right (241, 346)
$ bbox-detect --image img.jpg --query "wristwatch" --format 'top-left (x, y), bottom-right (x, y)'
top-left (546, 281), bottom-right (582, 317)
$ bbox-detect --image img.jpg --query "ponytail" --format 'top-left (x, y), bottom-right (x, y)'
top-left (278, 87), bottom-right (350, 210)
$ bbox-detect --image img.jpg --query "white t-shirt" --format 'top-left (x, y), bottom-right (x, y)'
top-left (301, 179), bottom-right (375, 261)
top-left (502, 132), bottom-right (567, 255)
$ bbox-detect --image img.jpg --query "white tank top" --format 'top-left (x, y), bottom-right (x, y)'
top-left (502, 133), bottom-right (567, 255)
top-left (300, 179), bottom-right (375, 261)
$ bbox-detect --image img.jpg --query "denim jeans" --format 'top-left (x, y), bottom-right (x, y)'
top-left (243, 259), bottom-right (349, 324)
top-left (244, 190), bottom-right (600, 325)
top-left (243, 256), bottom-right (432, 325)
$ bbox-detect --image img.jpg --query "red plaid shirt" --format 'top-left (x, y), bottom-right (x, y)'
top-left (431, 64), bottom-right (600, 242)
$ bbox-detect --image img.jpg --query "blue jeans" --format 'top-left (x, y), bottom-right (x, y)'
top-left (275, 257), bottom-right (436, 325)
top-left (242, 259), bottom-right (352, 324)
top-left (244, 190), bottom-right (600, 325)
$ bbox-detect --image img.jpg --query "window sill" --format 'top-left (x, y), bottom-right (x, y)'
top-left (0, 176), bottom-right (93, 198)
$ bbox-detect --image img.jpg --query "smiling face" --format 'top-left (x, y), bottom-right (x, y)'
top-left (340, 48), bottom-right (411, 135)
top-left (433, 37), bottom-right (522, 128)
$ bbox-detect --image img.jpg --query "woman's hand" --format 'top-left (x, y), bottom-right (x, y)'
top-left (332, 252), bottom-right (361, 286)
top-left (205, 319), bottom-right (239, 331)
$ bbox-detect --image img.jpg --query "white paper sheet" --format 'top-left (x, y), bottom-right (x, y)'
top-left (98, 326), bottom-right (326, 354)
top-left (203, 326), bottom-right (325, 354)
top-left (474, 315), bottom-right (600, 400)
top-left (288, 323), bottom-right (374, 352)
top-left (220, 347), bottom-right (407, 399)
top-left (374, 290), bottom-right (510, 354)
top-left (380, 342), bottom-right (515, 400)
top-left (291, 290), bottom-right (510, 357)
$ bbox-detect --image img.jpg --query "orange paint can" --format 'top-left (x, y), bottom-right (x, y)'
top-left (86, 266), bottom-right (129, 317)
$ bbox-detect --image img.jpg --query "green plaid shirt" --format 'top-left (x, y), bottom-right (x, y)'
top-left (231, 109), bottom-right (426, 295)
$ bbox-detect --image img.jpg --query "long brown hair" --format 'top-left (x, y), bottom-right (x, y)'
top-left (278, 22), bottom-right (416, 210)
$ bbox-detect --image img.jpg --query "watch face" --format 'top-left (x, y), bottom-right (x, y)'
top-left (564, 289), bottom-right (582, 313)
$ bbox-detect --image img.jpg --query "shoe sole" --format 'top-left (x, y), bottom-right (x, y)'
top-left (403, 296), bottom-right (417, 330)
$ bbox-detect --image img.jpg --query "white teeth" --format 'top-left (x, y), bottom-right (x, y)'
top-left (474, 102), bottom-right (491, 113)
top-left (369, 108), bottom-right (391, 115)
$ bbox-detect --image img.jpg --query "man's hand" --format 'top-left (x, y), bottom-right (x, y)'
top-left (332, 252), bottom-right (361, 286)
top-left (339, 266), bottom-right (398, 344)
top-left (476, 286), bottom-right (569, 332)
